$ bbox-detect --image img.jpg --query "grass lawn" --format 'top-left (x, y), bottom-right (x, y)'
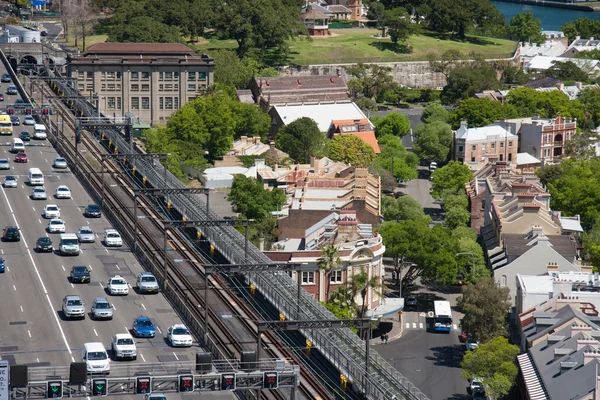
top-left (63, 34), bottom-right (108, 51)
top-left (194, 28), bottom-right (517, 65)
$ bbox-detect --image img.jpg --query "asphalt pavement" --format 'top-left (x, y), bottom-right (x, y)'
top-left (397, 165), bottom-right (443, 221)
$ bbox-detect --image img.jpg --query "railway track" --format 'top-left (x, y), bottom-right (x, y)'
top-left (36, 86), bottom-right (333, 400)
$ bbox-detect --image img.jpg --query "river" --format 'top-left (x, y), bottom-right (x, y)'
top-left (491, 0), bottom-right (600, 30)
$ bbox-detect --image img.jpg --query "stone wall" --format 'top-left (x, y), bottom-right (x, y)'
top-left (278, 47), bottom-right (520, 88)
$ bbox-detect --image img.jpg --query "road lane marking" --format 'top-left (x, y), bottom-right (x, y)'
top-left (20, 305), bottom-right (23, 312)
top-left (28, 330), bottom-right (31, 338)
top-left (156, 326), bottom-right (162, 334)
top-left (405, 323), bottom-right (409, 329)
top-left (99, 282), bottom-right (103, 289)
top-left (38, 219), bottom-right (41, 224)
top-left (173, 352), bottom-right (179, 361)
top-left (36, 358), bottom-right (39, 363)
top-left (1, 249), bottom-right (3, 254)
top-left (112, 303), bottom-right (116, 310)
top-left (141, 303), bottom-right (146, 310)
top-left (453, 324), bottom-right (458, 330)
top-left (419, 323), bottom-right (424, 329)
top-left (93, 328), bottom-right (98, 337)
top-left (13, 285), bottom-right (16, 291)
top-left (88, 264), bottom-right (93, 270)
top-left (140, 353), bottom-right (146, 362)
top-left (5, 266), bottom-right (8, 271)
top-left (124, 326), bottom-right (128, 332)
top-left (87, 220), bottom-right (90, 224)
top-left (105, 249), bottom-right (109, 253)
top-left (61, 265), bottom-right (65, 271)
top-left (70, 282), bottom-right (74, 288)
top-left (44, 159), bottom-right (47, 163)
top-left (115, 264), bottom-right (120, 270)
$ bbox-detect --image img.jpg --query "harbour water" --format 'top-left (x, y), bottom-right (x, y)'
top-left (491, 0), bottom-right (600, 30)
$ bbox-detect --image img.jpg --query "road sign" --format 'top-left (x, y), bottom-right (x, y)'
top-left (0, 360), bottom-right (8, 400)
top-left (428, 311), bottom-right (434, 318)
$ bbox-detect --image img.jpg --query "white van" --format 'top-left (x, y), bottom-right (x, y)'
top-left (11, 138), bottom-right (24, 153)
top-left (59, 233), bottom-right (80, 256)
top-left (81, 342), bottom-right (110, 374)
top-left (28, 168), bottom-right (44, 186)
top-left (33, 124), bottom-right (47, 140)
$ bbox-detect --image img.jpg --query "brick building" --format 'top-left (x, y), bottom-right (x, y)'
top-left (454, 122), bottom-right (518, 170)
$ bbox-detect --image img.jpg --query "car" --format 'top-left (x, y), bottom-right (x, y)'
top-left (14, 153), bottom-right (27, 163)
top-left (35, 236), bottom-right (53, 252)
top-left (144, 393), bottom-right (166, 400)
top-left (53, 157), bottom-right (68, 169)
top-left (91, 297), bottom-right (113, 320)
top-left (455, 274), bottom-right (465, 286)
top-left (62, 295), bottom-right (85, 319)
top-left (167, 324), bottom-right (193, 347)
top-left (54, 185), bottom-right (71, 199)
top-left (3, 176), bottom-right (17, 188)
top-left (31, 186), bottom-right (47, 200)
top-left (43, 204), bottom-right (60, 219)
top-left (3, 226), bottom-right (20, 241)
top-left (0, 158), bottom-right (9, 170)
top-left (111, 333), bottom-right (137, 360)
top-left (77, 226), bottom-right (95, 243)
top-left (15, 99), bottom-right (24, 105)
top-left (459, 331), bottom-right (468, 343)
top-left (40, 30), bottom-right (48, 37)
top-left (132, 316), bottom-right (156, 338)
top-left (19, 132), bottom-right (30, 142)
top-left (429, 161), bottom-right (438, 172)
top-left (47, 218), bottom-right (66, 233)
top-left (70, 265), bottom-right (91, 284)
top-left (23, 115), bottom-right (35, 125)
top-left (1, 73), bottom-right (11, 83)
top-left (10, 116), bottom-right (20, 126)
top-left (103, 229), bottom-right (122, 247)
top-left (0, 94), bottom-right (4, 101)
top-left (469, 378), bottom-right (485, 396)
top-left (0, 258), bottom-right (5, 273)
top-left (466, 338), bottom-right (480, 351)
top-left (85, 204), bottom-right (101, 218)
top-left (405, 295), bottom-right (417, 307)
top-left (137, 272), bottom-right (159, 294)
top-left (107, 275), bottom-right (129, 296)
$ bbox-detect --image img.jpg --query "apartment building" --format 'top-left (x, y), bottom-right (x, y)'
top-left (454, 121), bottom-right (518, 170)
top-left (67, 43), bottom-right (215, 126)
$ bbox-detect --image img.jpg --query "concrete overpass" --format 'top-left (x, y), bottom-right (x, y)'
top-left (0, 42), bottom-right (67, 72)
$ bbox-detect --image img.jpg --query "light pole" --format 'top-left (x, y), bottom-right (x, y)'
top-left (456, 252), bottom-right (476, 280)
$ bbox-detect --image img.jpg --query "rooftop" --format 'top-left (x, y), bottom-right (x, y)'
top-left (517, 152), bottom-right (542, 166)
top-left (273, 103), bottom-right (367, 132)
top-left (85, 43), bottom-right (197, 55)
top-left (455, 123), bottom-right (515, 142)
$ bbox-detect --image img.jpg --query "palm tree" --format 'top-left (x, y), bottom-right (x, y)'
top-left (317, 245), bottom-right (341, 302)
top-left (349, 267), bottom-right (385, 319)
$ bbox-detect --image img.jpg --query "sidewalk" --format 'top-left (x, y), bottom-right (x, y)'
top-left (372, 316), bottom-right (404, 343)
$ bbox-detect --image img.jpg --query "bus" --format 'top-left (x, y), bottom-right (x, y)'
top-left (0, 115), bottom-right (12, 135)
top-left (433, 300), bottom-right (453, 333)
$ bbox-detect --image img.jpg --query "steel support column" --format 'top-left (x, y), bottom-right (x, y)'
top-left (204, 272), bottom-right (209, 345)
top-left (163, 225), bottom-right (169, 292)
top-left (133, 192), bottom-right (138, 252)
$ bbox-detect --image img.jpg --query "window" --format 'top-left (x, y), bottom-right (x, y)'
top-left (116, 97), bottom-right (121, 110)
top-left (77, 71), bottom-right (84, 79)
top-left (107, 71), bottom-right (116, 80)
top-left (501, 275), bottom-right (507, 287)
top-left (131, 97), bottom-right (139, 110)
top-left (142, 97), bottom-right (150, 110)
top-left (174, 97), bottom-right (179, 109)
top-left (165, 72), bottom-right (173, 81)
top-left (471, 145), bottom-right (476, 151)
top-left (500, 142), bottom-right (504, 148)
top-left (330, 270), bottom-right (343, 283)
top-left (108, 84), bottom-right (115, 91)
top-left (86, 71), bottom-right (93, 79)
top-left (174, 72), bottom-right (179, 79)
top-left (165, 97), bottom-right (173, 110)
top-left (301, 271), bottom-right (315, 284)
top-left (107, 97), bottom-right (115, 110)
top-left (188, 72), bottom-right (196, 81)
top-left (165, 84), bottom-right (173, 91)
top-left (471, 156), bottom-right (475, 162)
top-left (141, 84), bottom-right (150, 91)
top-left (509, 141), bottom-right (513, 147)
top-left (491, 143), bottom-right (495, 149)
top-left (508, 153), bottom-right (512, 162)
top-left (159, 97), bottom-right (164, 110)
top-left (131, 84), bottom-right (139, 91)
top-left (131, 71), bottom-right (139, 81)
top-left (77, 84), bottom-right (84, 90)
top-left (198, 72), bottom-right (206, 81)
top-left (141, 72), bottom-right (149, 81)
top-left (159, 84), bottom-right (164, 91)
top-left (458, 145), bottom-right (463, 152)
top-left (499, 154), bottom-right (503, 161)
top-left (101, 84), bottom-right (106, 91)
top-left (188, 84), bottom-right (197, 91)
top-left (86, 83), bottom-right (94, 91)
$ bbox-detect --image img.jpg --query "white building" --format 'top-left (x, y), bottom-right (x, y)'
top-left (0, 25), bottom-right (41, 43)
top-left (525, 55), bottom-right (600, 77)
top-left (454, 122), bottom-right (518, 170)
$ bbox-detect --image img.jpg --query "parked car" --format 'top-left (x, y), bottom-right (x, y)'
top-left (405, 295), bottom-right (417, 307)
top-left (459, 331), bottom-right (468, 343)
top-left (465, 338), bottom-right (479, 351)
top-left (429, 161), bottom-right (438, 172)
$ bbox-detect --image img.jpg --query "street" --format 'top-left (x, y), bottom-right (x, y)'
top-left (397, 164), bottom-right (443, 222)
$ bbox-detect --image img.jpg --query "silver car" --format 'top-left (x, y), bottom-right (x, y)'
top-left (0, 158), bottom-right (9, 170)
top-left (91, 297), bottom-right (113, 320)
top-left (31, 186), bottom-right (47, 200)
top-left (3, 176), bottom-right (17, 188)
top-left (53, 157), bottom-right (68, 169)
top-left (137, 272), bottom-right (160, 294)
top-left (77, 226), bottom-right (95, 243)
top-left (62, 295), bottom-right (85, 319)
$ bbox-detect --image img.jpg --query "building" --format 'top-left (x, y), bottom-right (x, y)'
top-left (229, 136), bottom-right (271, 157)
top-left (269, 102), bottom-right (367, 137)
top-left (516, 152), bottom-right (542, 174)
top-left (496, 115), bottom-right (577, 164)
top-left (561, 36), bottom-right (600, 58)
top-left (519, 39), bottom-right (568, 65)
top-left (475, 81), bottom-right (599, 102)
top-left (264, 213), bottom-right (390, 312)
top-left (327, 0), bottom-right (363, 20)
top-left (0, 25), bottom-right (41, 43)
top-left (454, 122), bottom-right (518, 170)
top-left (247, 75), bottom-right (350, 112)
top-left (67, 43), bottom-right (215, 126)
top-left (327, 118), bottom-right (380, 153)
top-left (301, 9), bottom-right (330, 36)
top-left (524, 55), bottom-right (600, 77)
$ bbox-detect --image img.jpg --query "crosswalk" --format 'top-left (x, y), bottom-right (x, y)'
top-left (405, 322), bottom-right (459, 331)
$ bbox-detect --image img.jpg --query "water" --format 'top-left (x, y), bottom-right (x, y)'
top-left (491, 0), bottom-right (600, 31)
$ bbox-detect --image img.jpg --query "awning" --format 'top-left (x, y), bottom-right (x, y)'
top-left (517, 353), bottom-right (548, 400)
top-left (368, 297), bottom-right (404, 318)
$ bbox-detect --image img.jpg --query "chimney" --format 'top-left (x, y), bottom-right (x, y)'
top-left (576, 35), bottom-right (581, 40)
top-left (553, 280), bottom-right (573, 298)
top-left (557, 295), bottom-right (580, 310)
top-left (269, 140), bottom-right (276, 149)
top-left (259, 238), bottom-right (265, 251)
top-left (572, 323), bottom-right (593, 337)
top-left (254, 136), bottom-right (261, 144)
top-left (592, 37), bottom-right (595, 41)
top-left (460, 120), bottom-right (468, 130)
top-left (585, 350), bottom-right (600, 365)
top-left (560, 361), bottom-right (578, 374)
top-left (532, 225), bottom-right (543, 237)
top-left (532, 114), bottom-right (541, 120)
top-left (554, 347), bottom-right (573, 361)
top-left (578, 339), bottom-right (599, 351)
top-left (547, 262), bottom-right (559, 273)
top-left (576, 82), bottom-right (583, 89)
top-left (240, 135), bottom-right (248, 145)
top-left (557, 82), bottom-right (565, 91)
top-left (273, 164), bottom-right (278, 172)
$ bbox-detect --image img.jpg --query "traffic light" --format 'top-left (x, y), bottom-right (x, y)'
top-left (263, 372), bottom-right (278, 389)
top-left (42, 107), bottom-right (49, 115)
top-left (178, 374), bottom-right (194, 392)
top-left (220, 373), bottom-right (236, 391)
top-left (135, 377), bottom-right (151, 394)
top-left (25, 108), bottom-right (32, 115)
top-left (47, 380), bottom-right (63, 398)
top-left (7, 107), bottom-right (14, 115)
top-left (91, 378), bottom-right (107, 396)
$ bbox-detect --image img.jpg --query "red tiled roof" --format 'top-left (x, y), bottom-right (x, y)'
top-left (334, 131), bottom-right (380, 153)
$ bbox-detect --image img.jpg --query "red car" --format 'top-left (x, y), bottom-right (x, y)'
top-left (0, 95), bottom-right (5, 101)
top-left (459, 331), bottom-right (468, 343)
top-left (14, 153), bottom-right (27, 163)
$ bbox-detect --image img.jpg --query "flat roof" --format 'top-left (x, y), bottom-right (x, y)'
top-left (273, 103), bottom-right (367, 132)
top-left (85, 43), bottom-right (197, 55)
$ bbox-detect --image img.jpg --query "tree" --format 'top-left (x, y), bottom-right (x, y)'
top-left (346, 63), bottom-right (394, 100)
top-left (443, 193), bottom-right (471, 230)
top-left (375, 134), bottom-right (419, 181)
top-left (370, 167), bottom-right (397, 193)
top-left (413, 121), bottom-right (453, 163)
top-left (367, 2), bottom-right (385, 27)
top-left (441, 61), bottom-right (501, 106)
top-left (211, 0), bottom-right (304, 58)
top-left (427, 49), bottom-right (464, 79)
top-left (328, 135), bottom-right (376, 167)
top-left (561, 17), bottom-right (600, 41)
top-left (277, 117), bottom-right (326, 164)
top-left (349, 267), bottom-right (385, 319)
top-left (373, 112), bottom-right (411, 138)
top-left (458, 278), bottom-right (511, 343)
top-left (227, 175), bottom-right (286, 220)
top-left (57, 0), bottom-right (74, 41)
top-left (545, 60), bottom-right (588, 82)
top-left (430, 161), bottom-right (474, 201)
top-left (501, 65), bottom-right (529, 85)
top-left (379, 219), bottom-right (427, 288)
top-left (71, 0), bottom-right (98, 51)
top-left (453, 228), bottom-right (488, 282)
top-left (564, 130), bottom-right (597, 159)
top-left (354, 97), bottom-right (378, 114)
top-left (383, 8), bottom-right (418, 47)
top-left (211, 50), bottom-right (280, 89)
top-left (506, 87), bottom-right (584, 121)
top-left (230, 101), bottom-right (270, 140)
top-left (450, 98), bottom-right (518, 128)
top-left (317, 245), bottom-right (342, 302)
top-left (381, 195), bottom-right (430, 223)
top-left (509, 11), bottom-right (545, 43)
top-left (109, 15), bottom-right (183, 43)
top-left (578, 87), bottom-right (600, 126)
top-left (421, 103), bottom-right (450, 124)
top-left (461, 337), bottom-right (520, 400)
top-left (425, 0), bottom-right (505, 39)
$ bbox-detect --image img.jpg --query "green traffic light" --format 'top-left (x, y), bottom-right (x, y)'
top-left (96, 384), bottom-right (104, 390)
top-left (51, 387), bottom-right (59, 392)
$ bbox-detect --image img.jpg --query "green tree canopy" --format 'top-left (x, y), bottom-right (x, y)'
top-left (442, 193), bottom-right (471, 230)
top-left (450, 98), bottom-right (518, 128)
top-left (382, 7), bottom-right (419, 47)
top-left (276, 117), bottom-right (326, 164)
top-left (505, 87), bottom-right (584, 121)
top-left (413, 121), bottom-right (453, 163)
top-left (109, 15), bottom-right (183, 43)
top-left (578, 87), bottom-right (600, 126)
top-left (561, 17), bottom-right (600, 41)
top-left (425, 0), bottom-right (505, 38)
top-left (212, 50), bottom-right (279, 89)
top-left (227, 175), bottom-right (286, 220)
top-left (421, 103), bottom-right (450, 124)
top-left (382, 195), bottom-right (430, 223)
top-left (346, 63), bottom-right (394, 100)
top-left (441, 61), bottom-right (501, 106)
top-left (430, 161), bottom-right (474, 201)
top-left (367, 1), bottom-right (386, 27)
top-left (509, 11), bottom-right (544, 43)
top-left (328, 135), bottom-right (376, 167)
top-left (373, 112), bottom-right (411, 137)
top-left (545, 60), bottom-right (588, 82)
top-left (461, 337), bottom-right (520, 400)
top-left (458, 278), bottom-right (512, 342)
top-left (583, 222), bottom-right (600, 270)
top-left (454, 228), bottom-right (489, 282)
top-left (375, 134), bottom-right (419, 181)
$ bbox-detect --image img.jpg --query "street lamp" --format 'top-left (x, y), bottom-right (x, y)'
top-left (456, 252), bottom-right (476, 279)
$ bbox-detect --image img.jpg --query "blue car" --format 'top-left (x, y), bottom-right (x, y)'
top-left (132, 316), bottom-right (155, 338)
top-left (0, 258), bottom-right (5, 273)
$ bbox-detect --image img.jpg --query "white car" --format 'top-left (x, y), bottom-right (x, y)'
top-left (167, 324), bottom-right (193, 347)
top-left (3, 176), bottom-right (17, 188)
top-left (54, 185), bottom-right (71, 199)
top-left (43, 204), bottom-right (60, 219)
top-left (77, 226), bottom-right (95, 243)
top-left (107, 275), bottom-right (129, 295)
top-left (47, 218), bottom-right (66, 233)
top-left (103, 229), bottom-right (122, 247)
top-left (23, 116), bottom-right (35, 125)
top-left (111, 333), bottom-right (137, 360)
top-left (31, 186), bottom-right (47, 200)
top-left (466, 338), bottom-right (480, 351)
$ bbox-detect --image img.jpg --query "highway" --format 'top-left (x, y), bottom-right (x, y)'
top-left (0, 79), bottom-right (201, 379)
